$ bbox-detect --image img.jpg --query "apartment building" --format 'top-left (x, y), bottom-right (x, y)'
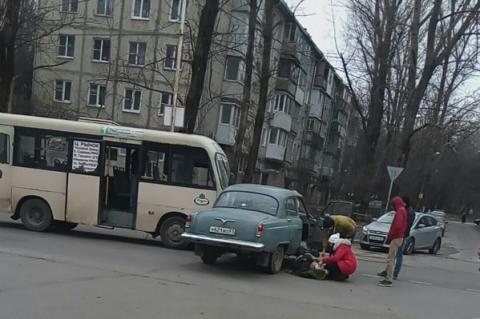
top-left (32, 0), bottom-right (358, 204)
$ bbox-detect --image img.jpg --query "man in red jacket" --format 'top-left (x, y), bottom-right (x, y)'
top-left (378, 196), bottom-right (407, 287)
top-left (311, 233), bottom-right (357, 281)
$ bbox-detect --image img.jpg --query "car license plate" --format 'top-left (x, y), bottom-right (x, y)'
top-left (209, 226), bottom-right (236, 236)
top-left (369, 235), bottom-right (385, 242)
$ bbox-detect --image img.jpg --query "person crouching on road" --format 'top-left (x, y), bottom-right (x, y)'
top-left (378, 196), bottom-right (407, 287)
top-left (322, 215), bottom-right (357, 255)
top-left (311, 233), bottom-right (357, 281)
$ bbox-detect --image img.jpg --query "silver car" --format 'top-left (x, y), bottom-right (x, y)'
top-left (428, 210), bottom-right (447, 237)
top-left (360, 212), bottom-right (443, 255)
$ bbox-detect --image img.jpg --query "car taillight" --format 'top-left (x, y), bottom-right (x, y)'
top-left (256, 223), bottom-right (264, 237)
top-left (185, 214), bottom-right (192, 228)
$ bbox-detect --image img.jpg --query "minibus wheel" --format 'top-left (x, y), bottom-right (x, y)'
top-left (20, 198), bottom-right (53, 232)
top-left (160, 216), bottom-right (189, 249)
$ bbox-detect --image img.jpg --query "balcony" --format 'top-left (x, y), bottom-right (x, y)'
top-left (330, 122), bottom-right (346, 137)
top-left (270, 111), bottom-right (292, 132)
top-left (313, 77), bottom-right (327, 90)
top-left (303, 132), bottom-right (324, 150)
top-left (265, 144), bottom-right (286, 161)
top-left (215, 123), bottom-right (237, 146)
top-left (275, 77), bottom-right (297, 96)
top-left (320, 167), bottom-right (334, 177)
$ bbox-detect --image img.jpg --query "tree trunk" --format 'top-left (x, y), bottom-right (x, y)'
top-left (231, 0), bottom-right (257, 182)
top-left (353, 0), bottom-right (398, 199)
top-left (184, 0), bottom-right (220, 133)
top-left (0, 0), bottom-right (21, 113)
top-left (244, 0), bottom-right (274, 183)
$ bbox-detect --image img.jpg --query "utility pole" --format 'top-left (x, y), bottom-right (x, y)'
top-left (170, 0), bottom-right (187, 132)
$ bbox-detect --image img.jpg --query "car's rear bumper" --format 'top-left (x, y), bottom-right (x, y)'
top-left (181, 233), bottom-right (265, 252)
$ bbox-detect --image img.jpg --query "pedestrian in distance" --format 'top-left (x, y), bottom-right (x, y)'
top-left (378, 196), bottom-right (407, 287)
top-left (322, 215), bottom-right (357, 255)
top-left (393, 196), bottom-right (416, 280)
top-left (461, 208), bottom-right (467, 223)
top-left (309, 233), bottom-right (357, 281)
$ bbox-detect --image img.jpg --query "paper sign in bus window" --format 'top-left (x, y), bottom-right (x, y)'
top-left (72, 141), bottom-right (100, 173)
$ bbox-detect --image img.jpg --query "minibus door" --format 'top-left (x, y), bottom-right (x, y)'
top-left (66, 139), bottom-right (104, 225)
top-left (0, 125), bottom-right (14, 213)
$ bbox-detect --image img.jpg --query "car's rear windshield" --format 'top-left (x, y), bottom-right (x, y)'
top-left (214, 191), bottom-right (278, 215)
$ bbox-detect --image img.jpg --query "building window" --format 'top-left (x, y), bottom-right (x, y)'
top-left (93, 39), bottom-right (111, 62)
top-left (284, 22), bottom-right (296, 42)
top-left (220, 103), bottom-right (240, 127)
top-left (272, 94), bottom-right (291, 113)
top-left (224, 56), bottom-right (244, 81)
top-left (123, 88), bottom-right (142, 113)
top-left (164, 45), bottom-right (177, 70)
top-left (307, 118), bottom-right (315, 131)
top-left (54, 80), bottom-right (72, 103)
top-left (170, 0), bottom-right (182, 21)
top-left (58, 34), bottom-right (75, 58)
top-left (61, 0), bottom-right (78, 12)
top-left (278, 58), bottom-right (299, 83)
top-left (269, 128), bottom-right (287, 147)
top-left (128, 42), bottom-right (146, 66)
top-left (132, 0), bottom-right (150, 19)
top-left (88, 84), bottom-right (106, 107)
top-left (96, 0), bottom-right (113, 16)
top-left (159, 92), bottom-right (173, 116)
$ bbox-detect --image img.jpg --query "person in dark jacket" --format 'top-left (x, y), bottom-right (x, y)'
top-left (393, 196), bottom-right (416, 279)
top-left (378, 196), bottom-right (407, 287)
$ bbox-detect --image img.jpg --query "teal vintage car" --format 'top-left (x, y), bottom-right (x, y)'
top-left (181, 184), bottom-right (323, 274)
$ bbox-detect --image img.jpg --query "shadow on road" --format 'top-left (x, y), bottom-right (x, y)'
top-left (0, 221), bottom-right (168, 249)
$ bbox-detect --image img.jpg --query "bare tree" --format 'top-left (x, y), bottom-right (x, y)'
top-left (184, 0), bottom-right (222, 133)
top-left (230, 0), bottom-right (258, 181)
top-left (244, 0), bottom-right (274, 183)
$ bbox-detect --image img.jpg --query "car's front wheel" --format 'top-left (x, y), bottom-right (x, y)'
top-left (266, 246), bottom-right (285, 274)
top-left (404, 237), bottom-right (415, 255)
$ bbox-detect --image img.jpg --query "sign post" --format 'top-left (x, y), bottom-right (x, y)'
top-left (385, 166), bottom-right (404, 212)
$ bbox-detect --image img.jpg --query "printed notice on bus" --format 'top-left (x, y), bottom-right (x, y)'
top-left (72, 141), bottom-right (100, 173)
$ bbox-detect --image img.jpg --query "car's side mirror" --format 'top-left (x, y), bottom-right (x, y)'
top-left (372, 218), bottom-right (377, 222)
top-left (417, 223), bottom-right (426, 229)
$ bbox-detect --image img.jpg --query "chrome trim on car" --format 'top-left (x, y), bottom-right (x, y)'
top-left (181, 233), bottom-right (265, 249)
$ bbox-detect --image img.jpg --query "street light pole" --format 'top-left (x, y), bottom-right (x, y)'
top-left (170, 0), bottom-right (187, 132)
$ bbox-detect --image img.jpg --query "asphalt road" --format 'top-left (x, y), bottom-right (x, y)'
top-left (0, 215), bottom-right (478, 319)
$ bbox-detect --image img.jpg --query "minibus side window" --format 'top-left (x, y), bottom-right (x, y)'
top-left (0, 133), bottom-right (9, 164)
top-left (171, 146), bottom-right (215, 189)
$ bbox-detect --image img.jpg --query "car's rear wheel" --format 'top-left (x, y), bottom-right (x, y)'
top-left (429, 238), bottom-right (441, 255)
top-left (266, 246), bottom-right (285, 274)
top-left (360, 243), bottom-right (370, 250)
top-left (20, 198), bottom-right (53, 232)
top-left (201, 250), bottom-right (221, 265)
top-left (404, 237), bottom-right (415, 255)
top-left (160, 216), bottom-right (189, 249)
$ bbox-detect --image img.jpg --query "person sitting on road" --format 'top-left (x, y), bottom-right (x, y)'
top-left (322, 215), bottom-right (357, 254)
top-left (311, 233), bottom-right (357, 281)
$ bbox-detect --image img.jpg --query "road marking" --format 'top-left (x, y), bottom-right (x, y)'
top-left (409, 280), bottom-right (433, 286)
top-left (466, 288), bottom-right (480, 294)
